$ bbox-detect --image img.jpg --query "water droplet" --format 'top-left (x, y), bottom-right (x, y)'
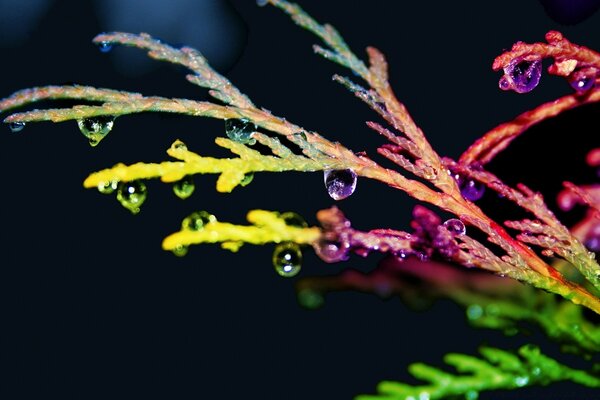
top-left (465, 390), bottom-right (479, 400)
top-left (172, 244), bottom-right (189, 257)
top-left (240, 172), bottom-right (254, 187)
top-left (172, 176), bottom-right (195, 199)
top-left (273, 242), bottom-right (302, 278)
top-left (514, 376), bottom-right (529, 387)
top-left (280, 211), bottom-right (308, 228)
top-left (77, 116), bottom-right (114, 147)
top-left (181, 211), bottom-right (216, 231)
top-left (297, 289), bottom-right (324, 309)
top-left (116, 180), bottom-right (147, 214)
top-left (501, 58), bottom-right (542, 93)
top-left (172, 140), bottom-right (188, 151)
top-left (466, 304), bottom-right (483, 320)
top-left (460, 179), bottom-right (485, 201)
top-left (314, 239), bottom-right (348, 263)
top-left (569, 69), bottom-right (596, 93)
top-left (9, 121), bottom-right (25, 133)
top-left (224, 118), bottom-right (256, 144)
top-left (324, 169), bottom-right (357, 200)
top-left (97, 180), bottom-right (118, 194)
top-left (443, 219), bottom-right (466, 236)
top-left (584, 234), bottom-right (600, 252)
top-left (97, 41), bottom-right (112, 53)
top-left (256, 0), bottom-right (268, 6)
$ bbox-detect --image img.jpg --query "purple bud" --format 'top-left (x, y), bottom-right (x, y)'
top-left (501, 58), bottom-right (542, 93)
top-left (324, 169), bottom-right (357, 200)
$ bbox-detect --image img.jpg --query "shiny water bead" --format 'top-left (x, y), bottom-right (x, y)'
top-left (314, 239), bottom-right (348, 263)
top-left (97, 180), bottom-right (118, 194)
top-left (224, 118), bottom-right (256, 144)
top-left (256, 0), bottom-right (268, 6)
top-left (569, 69), bottom-right (596, 93)
top-left (77, 116), bottom-right (114, 146)
top-left (116, 180), bottom-right (147, 214)
top-left (172, 244), bottom-right (189, 257)
top-left (9, 121), bottom-right (25, 133)
top-left (172, 176), bottom-right (195, 199)
top-left (97, 41), bottom-right (113, 53)
top-left (501, 58), bottom-right (542, 93)
top-left (443, 218), bottom-right (466, 236)
top-left (181, 211), bottom-right (216, 231)
top-left (272, 242), bottom-right (302, 278)
top-left (460, 179), bottom-right (485, 201)
top-left (324, 169), bottom-right (357, 200)
top-left (280, 211), bottom-right (308, 228)
top-left (240, 172), bottom-right (254, 187)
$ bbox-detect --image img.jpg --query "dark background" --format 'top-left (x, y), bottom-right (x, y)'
top-left (1, 1), bottom-right (599, 399)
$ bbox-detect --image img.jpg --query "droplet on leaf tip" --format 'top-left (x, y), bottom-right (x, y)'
top-left (172, 176), bottom-right (195, 199)
top-left (77, 116), bottom-right (114, 147)
top-left (324, 169), bottom-right (357, 200)
top-left (181, 211), bottom-right (216, 231)
top-left (97, 180), bottom-right (118, 194)
top-left (224, 118), bottom-right (256, 144)
top-left (116, 180), bottom-right (147, 214)
top-left (443, 219), bottom-right (466, 236)
top-left (172, 244), bottom-right (189, 257)
top-left (502, 58), bottom-right (542, 93)
top-left (97, 41), bottom-right (112, 53)
top-left (9, 121), bottom-right (26, 133)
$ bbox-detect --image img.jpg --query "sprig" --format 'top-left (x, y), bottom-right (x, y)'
top-left (356, 345), bottom-right (600, 400)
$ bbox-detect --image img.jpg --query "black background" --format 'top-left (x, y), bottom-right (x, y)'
top-left (1, 1), bottom-right (599, 399)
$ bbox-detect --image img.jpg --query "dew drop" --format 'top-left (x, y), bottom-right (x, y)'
top-left (171, 244), bottom-right (189, 257)
top-left (324, 169), bottom-right (357, 200)
top-left (9, 121), bottom-right (25, 133)
top-left (224, 118), bottom-right (256, 144)
top-left (97, 41), bottom-right (112, 53)
top-left (280, 211), bottom-right (308, 228)
top-left (256, 0), bottom-right (269, 6)
top-left (314, 239), bottom-right (348, 263)
top-left (465, 390), bottom-right (479, 400)
top-left (460, 179), bottom-right (485, 201)
top-left (116, 180), bottom-right (147, 214)
top-left (502, 58), bottom-right (542, 93)
top-left (297, 288), bottom-right (324, 309)
top-left (240, 172), bottom-right (254, 187)
top-left (172, 176), bottom-right (195, 199)
top-left (514, 376), bottom-right (529, 387)
top-left (569, 70), bottom-right (596, 93)
top-left (443, 219), bottom-right (466, 236)
top-left (181, 211), bottom-right (216, 231)
top-left (77, 116), bottom-right (114, 147)
top-left (273, 242), bottom-right (302, 278)
top-left (97, 180), bottom-right (118, 194)
top-left (466, 304), bottom-right (483, 320)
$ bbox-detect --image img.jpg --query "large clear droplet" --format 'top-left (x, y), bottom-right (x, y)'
top-left (181, 211), bottom-right (216, 231)
top-left (443, 219), bottom-right (466, 236)
top-left (9, 121), bottom-right (25, 133)
top-left (314, 239), bottom-right (348, 263)
top-left (273, 242), bottom-right (302, 278)
top-left (224, 118), bottom-right (256, 144)
top-left (172, 176), bottom-right (195, 199)
top-left (77, 116), bottom-right (114, 147)
top-left (324, 169), bottom-right (357, 200)
top-left (116, 180), bottom-right (147, 214)
top-left (501, 58), bottom-right (542, 93)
